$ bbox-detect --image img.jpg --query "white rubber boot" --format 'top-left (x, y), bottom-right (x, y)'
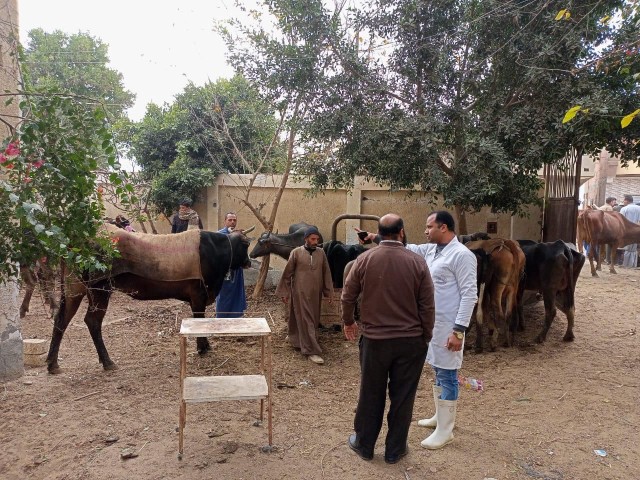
top-left (417, 385), bottom-right (442, 428)
top-left (420, 399), bottom-right (456, 449)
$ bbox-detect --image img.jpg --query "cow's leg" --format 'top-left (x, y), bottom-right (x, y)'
top-left (190, 294), bottom-right (211, 354)
top-left (536, 291), bottom-right (556, 343)
top-left (609, 246), bottom-right (618, 274)
top-left (84, 288), bottom-right (116, 370)
top-left (47, 282), bottom-right (87, 374)
top-left (474, 284), bottom-right (486, 353)
top-left (595, 245), bottom-right (603, 271)
top-left (588, 244), bottom-right (598, 277)
top-left (503, 288), bottom-right (516, 347)
top-left (19, 268), bottom-right (36, 318)
top-left (488, 284), bottom-right (506, 351)
top-left (40, 263), bottom-right (59, 316)
top-left (557, 303), bottom-right (575, 342)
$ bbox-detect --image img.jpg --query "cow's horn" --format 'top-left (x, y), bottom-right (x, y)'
top-left (243, 225), bottom-right (256, 234)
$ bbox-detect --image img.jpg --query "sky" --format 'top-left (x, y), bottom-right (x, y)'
top-left (18, 1), bottom-right (241, 121)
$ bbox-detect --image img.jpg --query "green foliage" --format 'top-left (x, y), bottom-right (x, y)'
top-left (130, 75), bottom-right (283, 215)
top-left (149, 154), bottom-right (217, 215)
top-left (22, 29), bottom-right (135, 119)
top-left (0, 92), bottom-right (129, 280)
top-left (231, 0), bottom-right (637, 214)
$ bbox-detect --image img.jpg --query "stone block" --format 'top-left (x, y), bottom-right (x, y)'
top-left (23, 338), bottom-right (49, 355)
top-left (24, 352), bottom-right (47, 367)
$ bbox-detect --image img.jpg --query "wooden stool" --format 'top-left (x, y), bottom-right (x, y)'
top-left (178, 317), bottom-right (272, 456)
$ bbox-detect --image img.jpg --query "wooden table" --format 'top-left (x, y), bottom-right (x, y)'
top-left (178, 317), bottom-right (272, 456)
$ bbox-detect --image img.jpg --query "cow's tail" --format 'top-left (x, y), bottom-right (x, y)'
top-left (563, 243), bottom-right (575, 310)
top-left (54, 261), bottom-right (67, 324)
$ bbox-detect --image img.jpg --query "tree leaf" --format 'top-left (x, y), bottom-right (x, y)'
top-left (555, 9), bottom-right (569, 20)
top-left (562, 105), bottom-right (581, 123)
top-left (621, 109), bottom-right (640, 129)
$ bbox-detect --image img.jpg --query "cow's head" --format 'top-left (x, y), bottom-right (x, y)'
top-left (229, 231), bottom-right (253, 269)
top-left (249, 231), bottom-right (273, 259)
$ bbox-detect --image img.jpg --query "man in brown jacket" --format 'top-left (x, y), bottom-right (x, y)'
top-left (342, 214), bottom-right (435, 464)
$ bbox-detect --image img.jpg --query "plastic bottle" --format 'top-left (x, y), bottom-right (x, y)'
top-left (458, 374), bottom-right (484, 392)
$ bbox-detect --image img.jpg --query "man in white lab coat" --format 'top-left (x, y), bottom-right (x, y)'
top-left (406, 211), bottom-right (477, 450)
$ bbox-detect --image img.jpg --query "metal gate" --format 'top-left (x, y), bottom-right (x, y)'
top-left (542, 146), bottom-right (583, 243)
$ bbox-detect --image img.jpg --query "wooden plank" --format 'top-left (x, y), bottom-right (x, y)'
top-left (183, 375), bottom-right (268, 403)
top-left (180, 317), bottom-right (270, 337)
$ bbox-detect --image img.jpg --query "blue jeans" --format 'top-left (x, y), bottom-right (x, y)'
top-left (433, 366), bottom-right (458, 401)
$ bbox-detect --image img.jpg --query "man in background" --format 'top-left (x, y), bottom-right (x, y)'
top-left (171, 198), bottom-right (203, 233)
top-left (621, 195), bottom-right (640, 268)
top-left (216, 212), bottom-right (247, 318)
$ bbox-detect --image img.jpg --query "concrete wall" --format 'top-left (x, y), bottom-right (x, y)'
top-left (204, 174), bottom-right (544, 272)
top-left (0, 0), bottom-right (23, 381)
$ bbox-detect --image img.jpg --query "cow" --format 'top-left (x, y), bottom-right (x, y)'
top-left (46, 226), bottom-right (252, 374)
top-left (465, 238), bottom-right (525, 352)
top-left (249, 223), bottom-right (322, 260)
top-left (579, 209), bottom-right (640, 276)
top-left (322, 240), bottom-right (367, 288)
top-left (457, 232), bottom-right (491, 244)
top-left (19, 259), bottom-right (58, 318)
top-left (515, 240), bottom-right (585, 343)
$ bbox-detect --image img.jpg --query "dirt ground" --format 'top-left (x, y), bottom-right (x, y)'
top-left (2, 263), bottom-right (639, 480)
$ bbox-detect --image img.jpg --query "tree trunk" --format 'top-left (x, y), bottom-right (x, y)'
top-left (0, 277), bottom-right (24, 381)
top-left (252, 256), bottom-right (271, 299)
top-left (454, 204), bottom-right (468, 235)
top-left (594, 148), bottom-right (609, 208)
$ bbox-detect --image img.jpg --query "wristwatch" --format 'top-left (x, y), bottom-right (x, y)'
top-left (452, 330), bottom-right (464, 340)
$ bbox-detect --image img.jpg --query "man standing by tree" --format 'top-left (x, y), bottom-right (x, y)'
top-left (342, 214), bottom-right (434, 464)
top-left (621, 195), bottom-right (640, 268)
top-left (171, 198), bottom-right (203, 233)
top-left (216, 212), bottom-right (247, 318)
top-left (276, 226), bottom-right (333, 365)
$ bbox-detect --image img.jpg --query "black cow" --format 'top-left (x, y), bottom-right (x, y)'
top-left (249, 223), bottom-right (323, 260)
top-left (46, 228), bottom-right (252, 374)
top-left (323, 240), bottom-right (366, 288)
top-left (458, 232), bottom-right (491, 244)
top-left (515, 240), bottom-right (585, 343)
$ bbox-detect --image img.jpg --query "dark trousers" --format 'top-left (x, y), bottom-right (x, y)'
top-left (354, 336), bottom-right (428, 457)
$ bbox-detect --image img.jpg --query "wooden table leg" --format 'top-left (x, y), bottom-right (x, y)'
top-left (179, 336), bottom-right (187, 455)
top-left (260, 336), bottom-right (265, 421)
top-left (267, 334), bottom-right (273, 446)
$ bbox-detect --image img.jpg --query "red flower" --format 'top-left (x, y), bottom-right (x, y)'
top-left (5, 142), bottom-right (20, 157)
top-left (24, 176), bottom-right (32, 183)
top-left (32, 159), bottom-right (45, 169)
top-left (0, 153), bottom-right (6, 164)
top-left (5, 163), bottom-right (14, 169)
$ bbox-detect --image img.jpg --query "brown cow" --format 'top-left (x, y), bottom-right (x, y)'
top-left (19, 260), bottom-right (58, 318)
top-left (579, 209), bottom-right (640, 276)
top-left (465, 239), bottom-right (525, 352)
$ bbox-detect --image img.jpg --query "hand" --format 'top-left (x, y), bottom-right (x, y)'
top-left (354, 227), bottom-right (375, 245)
top-left (445, 333), bottom-right (463, 352)
top-left (281, 296), bottom-right (288, 304)
top-left (343, 322), bottom-right (359, 341)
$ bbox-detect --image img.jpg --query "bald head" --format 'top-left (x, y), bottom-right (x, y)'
top-left (378, 214), bottom-right (404, 241)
